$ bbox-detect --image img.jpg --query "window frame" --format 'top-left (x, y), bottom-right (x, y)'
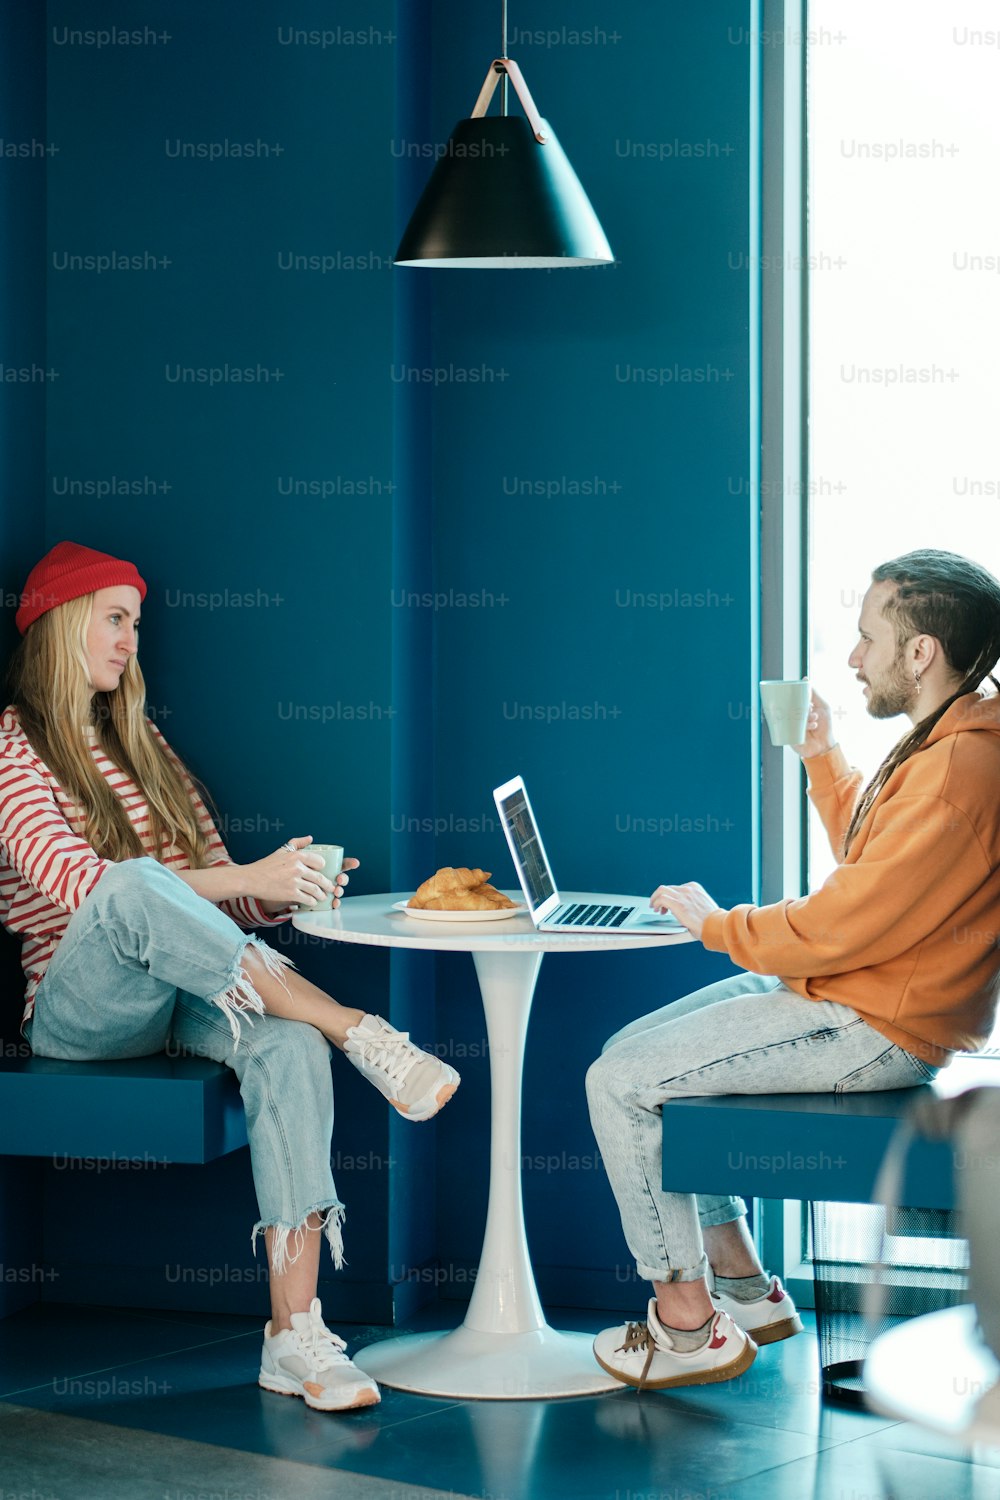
top-left (753, 0), bottom-right (971, 1308)
top-left (754, 0), bottom-right (813, 1306)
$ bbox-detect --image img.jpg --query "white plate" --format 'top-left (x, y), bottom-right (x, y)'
top-left (392, 900), bottom-right (525, 923)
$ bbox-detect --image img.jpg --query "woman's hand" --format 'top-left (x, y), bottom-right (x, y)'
top-left (792, 689), bottom-right (837, 760)
top-left (650, 882), bottom-right (720, 941)
top-left (331, 856), bottom-right (359, 908)
top-left (244, 836), bottom-right (360, 910)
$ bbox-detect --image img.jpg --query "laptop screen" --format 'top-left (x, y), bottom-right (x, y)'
top-left (495, 782), bottom-right (554, 911)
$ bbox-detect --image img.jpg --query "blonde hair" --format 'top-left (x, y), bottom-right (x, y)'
top-left (7, 594), bottom-right (212, 866)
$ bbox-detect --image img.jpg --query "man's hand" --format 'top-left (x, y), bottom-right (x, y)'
top-left (650, 882), bottom-right (720, 941)
top-left (791, 689), bottom-right (838, 760)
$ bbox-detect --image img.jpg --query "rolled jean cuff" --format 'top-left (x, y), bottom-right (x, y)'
top-left (698, 1196), bottom-right (748, 1229)
top-left (635, 1250), bottom-right (710, 1284)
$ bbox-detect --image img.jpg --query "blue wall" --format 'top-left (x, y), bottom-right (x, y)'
top-left (422, 0), bottom-right (755, 1308)
top-left (0, 1), bottom-right (47, 1319)
top-left (2, 0), bottom-right (756, 1320)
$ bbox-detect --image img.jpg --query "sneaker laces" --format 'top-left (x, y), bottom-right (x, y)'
top-left (617, 1319), bottom-right (657, 1392)
top-left (298, 1309), bottom-right (352, 1371)
top-left (355, 1024), bottom-right (420, 1087)
top-left (618, 1321), bottom-right (652, 1355)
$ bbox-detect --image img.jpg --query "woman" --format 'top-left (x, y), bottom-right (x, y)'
top-left (0, 540), bottom-right (459, 1413)
top-left (587, 549), bottom-right (1000, 1391)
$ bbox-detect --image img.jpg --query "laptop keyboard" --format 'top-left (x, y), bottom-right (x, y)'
top-left (552, 903), bottom-right (633, 928)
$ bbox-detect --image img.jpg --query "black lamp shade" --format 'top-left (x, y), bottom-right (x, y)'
top-left (394, 116), bottom-right (614, 268)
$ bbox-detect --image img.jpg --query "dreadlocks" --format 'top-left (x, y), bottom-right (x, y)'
top-left (843, 549), bottom-right (1000, 856)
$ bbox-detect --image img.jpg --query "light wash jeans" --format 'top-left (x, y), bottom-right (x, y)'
top-left (585, 971), bottom-right (940, 1285)
top-left (26, 858), bottom-right (344, 1275)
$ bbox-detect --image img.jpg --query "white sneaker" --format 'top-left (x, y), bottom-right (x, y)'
top-left (343, 1014), bottom-right (459, 1121)
top-left (594, 1300), bottom-right (756, 1390)
top-left (259, 1298), bottom-right (380, 1411)
top-left (711, 1274), bottom-right (804, 1346)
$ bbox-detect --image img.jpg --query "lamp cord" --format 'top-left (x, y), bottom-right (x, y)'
top-left (500, 0), bottom-right (508, 113)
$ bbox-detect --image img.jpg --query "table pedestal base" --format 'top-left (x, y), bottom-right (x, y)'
top-left (354, 1323), bottom-right (621, 1400)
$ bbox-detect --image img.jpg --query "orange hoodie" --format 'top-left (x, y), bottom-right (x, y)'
top-left (701, 690), bottom-right (1000, 1062)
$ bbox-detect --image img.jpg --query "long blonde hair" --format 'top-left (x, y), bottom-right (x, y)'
top-left (7, 594), bottom-right (212, 866)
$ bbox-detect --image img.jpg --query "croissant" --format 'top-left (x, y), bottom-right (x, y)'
top-left (410, 867), bottom-right (490, 906)
top-left (419, 885), bottom-right (517, 911)
top-left (480, 885), bottom-right (516, 908)
top-left (408, 864), bottom-right (517, 910)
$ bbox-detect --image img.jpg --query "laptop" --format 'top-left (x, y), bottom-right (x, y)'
top-left (493, 775), bottom-right (686, 933)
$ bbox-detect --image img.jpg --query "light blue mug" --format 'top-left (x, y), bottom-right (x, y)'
top-left (301, 843), bottom-right (344, 911)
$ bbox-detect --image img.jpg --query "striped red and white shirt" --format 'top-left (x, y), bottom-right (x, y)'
top-left (0, 705), bottom-right (289, 1029)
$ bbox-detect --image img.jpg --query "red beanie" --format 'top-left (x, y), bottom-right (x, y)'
top-left (16, 541), bottom-right (147, 635)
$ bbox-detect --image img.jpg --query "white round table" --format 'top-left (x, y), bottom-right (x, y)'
top-left (293, 890), bottom-right (692, 1399)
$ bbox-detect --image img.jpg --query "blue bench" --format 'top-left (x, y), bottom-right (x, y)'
top-left (0, 1052), bottom-right (247, 1163)
top-left (662, 1053), bottom-right (1000, 1404)
top-left (662, 1052), bottom-right (1000, 1208)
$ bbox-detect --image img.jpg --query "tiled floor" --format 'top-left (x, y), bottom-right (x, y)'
top-left (1, 1300), bottom-right (998, 1500)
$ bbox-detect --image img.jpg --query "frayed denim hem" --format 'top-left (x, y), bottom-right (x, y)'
top-left (251, 1201), bottom-right (347, 1277)
top-left (207, 937), bottom-right (296, 1047)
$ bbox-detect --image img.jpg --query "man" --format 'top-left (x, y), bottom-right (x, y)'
top-left (587, 549), bottom-right (1000, 1390)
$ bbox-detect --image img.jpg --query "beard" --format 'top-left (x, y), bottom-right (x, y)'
top-left (863, 648), bottom-right (917, 719)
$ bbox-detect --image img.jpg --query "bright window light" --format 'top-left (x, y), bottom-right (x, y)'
top-left (808, 0), bottom-right (1000, 888)
top-left (800, 2), bottom-right (1000, 1279)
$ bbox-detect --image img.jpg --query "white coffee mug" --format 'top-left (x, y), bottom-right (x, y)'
top-left (760, 680), bottom-right (811, 747)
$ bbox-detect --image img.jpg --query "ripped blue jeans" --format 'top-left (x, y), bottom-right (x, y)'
top-left (25, 858), bottom-right (344, 1276)
top-left (586, 971), bottom-right (940, 1285)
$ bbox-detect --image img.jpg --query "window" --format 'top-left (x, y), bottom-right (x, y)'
top-left (759, 0), bottom-right (999, 1300)
top-left (807, 0), bottom-right (1000, 885)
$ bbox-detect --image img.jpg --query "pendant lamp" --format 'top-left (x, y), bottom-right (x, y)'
top-left (394, 4), bottom-right (613, 268)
